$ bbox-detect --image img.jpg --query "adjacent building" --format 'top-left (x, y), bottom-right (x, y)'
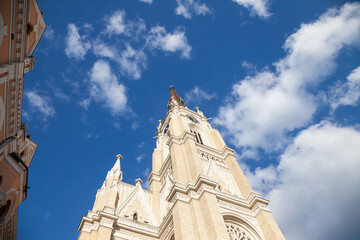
top-left (78, 86), bottom-right (285, 240)
top-left (0, 0), bottom-right (45, 239)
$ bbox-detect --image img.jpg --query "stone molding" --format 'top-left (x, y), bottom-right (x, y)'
top-left (116, 216), bottom-right (159, 235)
top-left (166, 130), bottom-right (195, 149)
top-left (79, 207), bottom-right (176, 239)
top-left (167, 174), bottom-right (218, 204)
top-left (197, 144), bottom-right (236, 161)
top-left (78, 209), bottom-right (118, 233)
top-left (217, 192), bottom-right (270, 214)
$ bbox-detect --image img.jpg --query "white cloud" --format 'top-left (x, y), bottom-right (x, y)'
top-left (85, 132), bottom-right (100, 139)
top-left (93, 40), bottom-right (117, 59)
top-left (93, 41), bottom-right (147, 80)
top-left (138, 141), bottom-right (145, 148)
top-left (89, 60), bottom-right (128, 115)
top-left (243, 163), bottom-right (278, 194)
top-left (131, 122), bottom-right (139, 130)
top-left (232, 0), bottom-right (271, 18)
top-left (25, 91), bottom-right (55, 120)
top-left (214, 3), bottom-right (360, 153)
top-left (175, 0), bottom-right (211, 19)
top-left (119, 45), bottom-right (147, 79)
top-left (184, 86), bottom-right (217, 105)
top-left (147, 26), bottom-right (192, 58)
top-left (22, 111), bottom-right (32, 121)
top-left (136, 154), bottom-right (146, 163)
top-left (252, 122), bottom-right (360, 239)
top-left (94, 12), bottom-right (190, 79)
top-left (104, 10), bottom-right (126, 35)
top-left (103, 10), bottom-right (146, 39)
top-left (125, 18), bottom-right (147, 40)
top-left (53, 88), bottom-right (70, 102)
top-left (139, 0), bottom-right (152, 4)
top-left (65, 24), bottom-right (91, 60)
top-left (44, 25), bottom-right (54, 41)
top-left (143, 167), bottom-right (150, 177)
top-left (79, 98), bottom-right (91, 110)
top-left (329, 65), bottom-right (360, 110)
top-left (141, 167), bottom-right (151, 189)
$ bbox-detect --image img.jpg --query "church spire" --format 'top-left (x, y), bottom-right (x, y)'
top-left (167, 85), bottom-right (186, 109)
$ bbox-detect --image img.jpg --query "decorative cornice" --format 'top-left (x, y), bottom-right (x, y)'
top-left (217, 191), bottom-right (270, 215)
top-left (166, 130), bottom-right (195, 149)
top-left (116, 216), bottom-right (159, 235)
top-left (167, 174), bottom-right (218, 204)
top-left (78, 209), bottom-right (118, 233)
top-left (197, 144), bottom-right (236, 161)
top-left (79, 205), bottom-right (174, 238)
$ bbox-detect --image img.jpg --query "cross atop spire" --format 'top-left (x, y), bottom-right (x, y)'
top-left (168, 85), bottom-right (186, 109)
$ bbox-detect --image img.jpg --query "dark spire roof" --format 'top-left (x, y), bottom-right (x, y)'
top-left (167, 85), bottom-right (186, 109)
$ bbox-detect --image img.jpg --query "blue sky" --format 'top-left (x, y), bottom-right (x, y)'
top-left (17, 0), bottom-right (360, 239)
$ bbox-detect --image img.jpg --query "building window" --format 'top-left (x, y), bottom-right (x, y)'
top-left (190, 130), bottom-right (203, 144)
top-left (164, 124), bottom-right (169, 134)
top-left (133, 212), bottom-right (138, 221)
top-left (0, 200), bottom-right (11, 221)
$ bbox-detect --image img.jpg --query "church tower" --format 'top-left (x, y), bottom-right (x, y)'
top-left (78, 86), bottom-right (285, 240)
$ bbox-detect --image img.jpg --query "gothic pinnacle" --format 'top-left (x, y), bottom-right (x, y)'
top-left (167, 85), bottom-right (186, 109)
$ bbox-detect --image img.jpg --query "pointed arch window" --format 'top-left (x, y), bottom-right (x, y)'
top-left (133, 212), bottom-right (138, 221)
top-left (190, 129), bottom-right (203, 144)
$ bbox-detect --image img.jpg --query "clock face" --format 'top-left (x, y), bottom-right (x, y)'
top-left (186, 115), bottom-right (199, 124)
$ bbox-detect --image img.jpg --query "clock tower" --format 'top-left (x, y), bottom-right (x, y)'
top-left (78, 86), bottom-right (285, 240)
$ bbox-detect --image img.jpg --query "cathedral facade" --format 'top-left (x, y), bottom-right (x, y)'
top-left (78, 87), bottom-right (285, 240)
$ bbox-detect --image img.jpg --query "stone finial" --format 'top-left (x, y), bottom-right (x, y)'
top-left (157, 120), bottom-right (162, 131)
top-left (116, 154), bottom-right (123, 161)
top-left (135, 178), bottom-right (143, 186)
top-left (195, 107), bottom-right (204, 116)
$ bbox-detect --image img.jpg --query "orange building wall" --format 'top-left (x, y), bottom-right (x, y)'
top-left (27, 0), bottom-right (38, 54)
top-left (0, 83), bottom-right (5, 143)
top-left (0, 0), bottom-right (11, 65)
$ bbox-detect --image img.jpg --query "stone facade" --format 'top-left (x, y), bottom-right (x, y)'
top-left (78, 87), bottom-right (285, 240)
top-left (0, 0), bottom-right (45, 239)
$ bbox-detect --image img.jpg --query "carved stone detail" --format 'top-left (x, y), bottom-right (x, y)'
top-left (100, 217), bottom-right (114, 228)
top-left (226, 223), bottom-right (255, 240)
top-left (199, 153), bottom-right (242, 197)
top-left (160, 164), bottom-right (174, 219)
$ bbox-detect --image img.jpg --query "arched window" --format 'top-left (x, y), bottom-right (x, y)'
top-left (190, 129), bottom-right (203, 144)
top-left (223, 216), bottom-right (263, 240)
top-left (226, 222), bottom-right (254, 240)
top-left (0, 200), bottom-right (11, 221)
top-left (133, 212), bottom-right (138, 221)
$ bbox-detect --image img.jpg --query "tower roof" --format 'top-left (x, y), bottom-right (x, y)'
top-left (167, 85), bottom-right (186, 109)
